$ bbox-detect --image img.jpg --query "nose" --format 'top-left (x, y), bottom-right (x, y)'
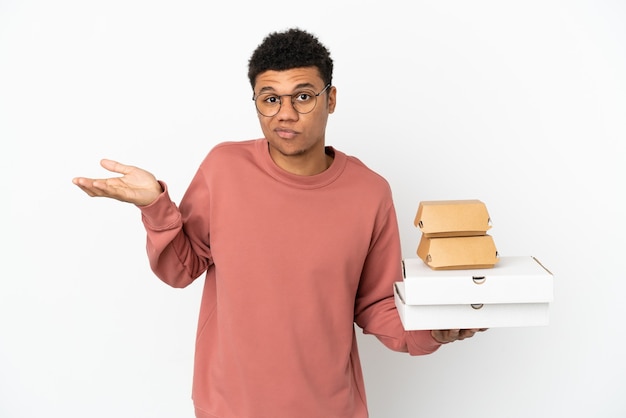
top-left (275, 96), bottom-right (300, 120)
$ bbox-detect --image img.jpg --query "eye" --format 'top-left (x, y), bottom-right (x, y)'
top-left (294, 91), bottom-right (314, 102)
top-left (263, 95), bottom-right (280, 104)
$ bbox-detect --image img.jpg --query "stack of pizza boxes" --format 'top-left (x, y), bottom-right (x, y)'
top-left (394, 199), bottom-right (554, 331)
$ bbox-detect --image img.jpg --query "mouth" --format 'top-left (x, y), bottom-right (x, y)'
top-left (274, 128), bottom-right (299, 140)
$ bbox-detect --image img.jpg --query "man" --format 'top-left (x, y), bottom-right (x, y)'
top-left (73, 28), bottom-right (483, 418)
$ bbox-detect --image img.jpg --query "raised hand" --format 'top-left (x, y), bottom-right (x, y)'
top-left (72, 159), bottom-right (163, 206)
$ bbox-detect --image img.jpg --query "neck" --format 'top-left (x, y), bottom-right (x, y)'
top-left (269, 146), bottom-right (333, 176)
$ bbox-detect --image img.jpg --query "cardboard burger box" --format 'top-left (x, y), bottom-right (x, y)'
top-left (414, 199), bottom-right (498, 270)
top-left (414, 199), bottom-right (492, 237)
top-left (417, 234), bottom-right (499, 270)
top-left (394, 256), bottom-right (553, 330)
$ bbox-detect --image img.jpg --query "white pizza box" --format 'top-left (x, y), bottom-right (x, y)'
top-left (394, 281), bottom-right (550, 330)
top-left (401, 256), bottom-right (553, 305)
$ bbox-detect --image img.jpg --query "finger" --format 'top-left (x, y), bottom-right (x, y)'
top-left (73, 176), bottom-right (106, 191)
top-left (459, 328), bottom-right (486, 340)
top-left (444, 329), bottom-right (461, 343)
top-left (72, 177), bottom-right (99, 191)
top-left (458, 329), bottom-right (475, 340)
top-left (73, 176), bottom-right (119, 198)
top-left (73, 179), bottom-right (110, 198)
top-left (72, 179), bottom-right (98, 197)
top-left (431, 330), bottom-right (450, 344)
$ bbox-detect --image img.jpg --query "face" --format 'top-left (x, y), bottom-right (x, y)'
top-left (253, 67), bottom-right (336, 173)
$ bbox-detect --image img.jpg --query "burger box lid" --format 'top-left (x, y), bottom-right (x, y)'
top-left (394, 281), bottom-right (550, 330)
top-left (414, 199), bottom-right (492, 237)
top-left (401, 256), bottom-right (553, 305)
top-left (417, 234), bottom-right (499, 270)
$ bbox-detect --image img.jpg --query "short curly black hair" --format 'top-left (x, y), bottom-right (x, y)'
top-left (247, 28), bottom-right (333, 90)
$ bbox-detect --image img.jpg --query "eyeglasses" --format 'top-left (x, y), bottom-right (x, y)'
top-left (253, 83), bottom-right (331, 117)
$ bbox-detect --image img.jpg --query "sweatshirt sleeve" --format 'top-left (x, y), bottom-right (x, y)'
top-left (353, 199), bottom-right (442, 356)
top-left (138, 179), bottom-right (213, 288)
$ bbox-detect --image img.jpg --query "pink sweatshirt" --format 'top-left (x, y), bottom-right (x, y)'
top-left (139, 139), bottom-right (441, 418)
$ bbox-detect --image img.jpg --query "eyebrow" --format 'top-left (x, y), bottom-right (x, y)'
top-left (256, 82), bottom-right (317, 95)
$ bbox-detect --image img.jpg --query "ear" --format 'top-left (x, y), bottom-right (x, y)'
top-left (327, 86), bottom-right (337, 114)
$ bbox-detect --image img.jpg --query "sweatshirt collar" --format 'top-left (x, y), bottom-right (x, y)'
top-left (256, 138), bottom-right (346, 189)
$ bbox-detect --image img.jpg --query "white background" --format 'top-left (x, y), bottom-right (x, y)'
top-left (1, 1), bottom-right (625, 417)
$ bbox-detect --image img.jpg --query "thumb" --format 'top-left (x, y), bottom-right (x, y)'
top-left (100, 159), bottom-right (133, 176)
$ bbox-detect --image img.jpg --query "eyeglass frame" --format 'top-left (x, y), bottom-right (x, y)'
top-left (252, 83), bottom-right (332, 117)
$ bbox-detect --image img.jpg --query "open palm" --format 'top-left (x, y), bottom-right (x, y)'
top-left (73, 159), bottom-right (163, 206)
